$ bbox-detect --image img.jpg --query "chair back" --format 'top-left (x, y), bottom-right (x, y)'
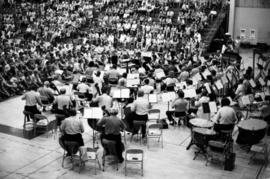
top-left (126, 149), bottom-right (143, 161)
top-left (148, 109), bottom-right (160, 121)
top-left (102, 139), bottom-right (117, 156)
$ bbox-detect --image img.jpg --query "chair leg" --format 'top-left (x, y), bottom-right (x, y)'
top-left (62, 151), bottom-right (66, 168)
top-left (141, 161), bottom-right (143, 176)
top-left (125, 161), bottom-right (127, 176)
top-left (94, 159), bottom-right (97, 175)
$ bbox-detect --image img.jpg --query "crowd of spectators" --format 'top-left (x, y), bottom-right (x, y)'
top-left (0, 0), bottom-right (227, 102)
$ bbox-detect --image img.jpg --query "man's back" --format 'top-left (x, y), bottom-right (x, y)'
top-left (23, 91), bottom-right (41, 106)
top-left (55, 95), bottom-right (71, 110)
top-left (173, 98), bottom-right (188, 112)
top-left (38, 87), bottom-right (54, 99)
top-left (133, 97), bottom-right (149, 115)
top-left (61, 116), bottom-right (84, 135)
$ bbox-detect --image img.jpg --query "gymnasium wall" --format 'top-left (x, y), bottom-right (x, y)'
top-left (233, 7), bottom-right (270, 45)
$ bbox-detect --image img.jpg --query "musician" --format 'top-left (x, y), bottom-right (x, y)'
top-left (195, 90), bottom-right (210, 119)
top-left (131, 90), bottom-right (151, 138)
top-left (213, 97), bottom-right (237, 132)
top-left (53, 88), bottom-right (74, 116)
top-left (140, 78), bottom-right (154, 95)
top-left (37, 81), bottom-right (55, 104)
top-left (105, 64), bottom-right (121, 84)
top-left (76, 78), bottom-right (93, 100)
top-left (166, 90), bottom-right (188, 125)
top-left (97, 108), bottom-right (126, 163)
top-left (92, 87), bottom-right (113, 113)
top-left (60, 110), bottom-right (84, 156)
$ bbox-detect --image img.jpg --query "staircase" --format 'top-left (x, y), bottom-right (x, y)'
top-left (201, 10), bottom-right (227, 53)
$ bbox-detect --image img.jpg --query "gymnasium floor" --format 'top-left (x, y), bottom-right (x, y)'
top-left (0, 49), bottom-right (269, 179)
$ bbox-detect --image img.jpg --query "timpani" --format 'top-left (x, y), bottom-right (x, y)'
top-left (236, 119), bottom-right (267, 145)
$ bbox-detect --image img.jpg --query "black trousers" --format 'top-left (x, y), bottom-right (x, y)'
top-left (166, 111), bottom-right (186, 123)
top-left (133, 114), bottom-right (148, 137)
top-left (25, 105), bottom-right (41, 116)
top-left (61, 133), bottom-right (84, 147)
top-left (102, 133), bottom-right (124, 161)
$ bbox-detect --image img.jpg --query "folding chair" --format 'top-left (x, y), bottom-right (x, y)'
top-left (125, 149), bottom-right (144, 176)
top-left (146, 123), bottom-right (163, 148)
top-left (73, 146), bottom-right (100, 174)
top-left (102, 139), bottom-right (119, 171)
top-left (147, 109), bottom-right (160, 125)
top-left (59, 139), bottom-right (80, 169)
top-left (249, 126), bottom-right (269, 165)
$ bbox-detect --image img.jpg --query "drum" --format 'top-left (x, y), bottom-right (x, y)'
top-left (193, 128), bottom-right (217, 147)
top-left (236, 119), bottom-right (267, 145)
top-left (187, 127), bottom-right (217, 150)
top-left (189, 118), bottom-right (214, 128)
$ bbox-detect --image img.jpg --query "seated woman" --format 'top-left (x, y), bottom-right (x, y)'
top-left (97, 108), bottom-right (126, 163)
top-left (166, 90), bottom-right (188, 125)
top-left (60, 110), bottom-right (84, 156)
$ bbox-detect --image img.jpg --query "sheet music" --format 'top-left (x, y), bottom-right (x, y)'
top-left (209, 101), bottom-right (218, 113)
top-left (127, 73), bottom-right (139, 79)
top-left (215, 80), bottom-right (223, 90)
top-left (92, 107), bottom-right (103, 119)
top-left (84, 108), bottom-right (92, 118)
top-left (249, 79), bottom-right (256, 88)
top-left (113, 89), bottom-right (121, 98)
top-left (161, 92), bottom-right (176, 102)
top-left (149, 93), bottom-right (158, 103)
top-left (156, 71), bottom-right (166, 79)
top-left (183, 88), bottom-right (197, 98)
top-left (84, 107), bottom-right (103, 119)
top-left (126, 78), bottom-right (140, 87)
top-left (259, 78), bottom-right (266, 86)
top-left (121, 89), bottom-right (130, 98)
top-left (241, 95), bottom-right (251, 106)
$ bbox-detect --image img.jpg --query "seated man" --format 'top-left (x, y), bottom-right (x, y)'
top-left (140, 78), bottom-right (154, 95)
top-left (166, 90), bottom-right (188, 125)
top-left (53, 88), bottom-right (74, 116)
top-left (92, 87), bottom-right (113, 115)
top-left (97, 108), bottom-right (126, 163)
top-left (130, 90), bottom-right (151, 138)
top-left (22, 86), bottom-right (42, 115)
top-left (60, 110), bottom-right (84, 156)
top-left (76, 78), bottom-right (93, 100)
top-left (38, 81), bottom-right (55, 104)
top-left (105, 65), bottom-right (121, 84)
top-left (213, 98), bottom-right (237, 133)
